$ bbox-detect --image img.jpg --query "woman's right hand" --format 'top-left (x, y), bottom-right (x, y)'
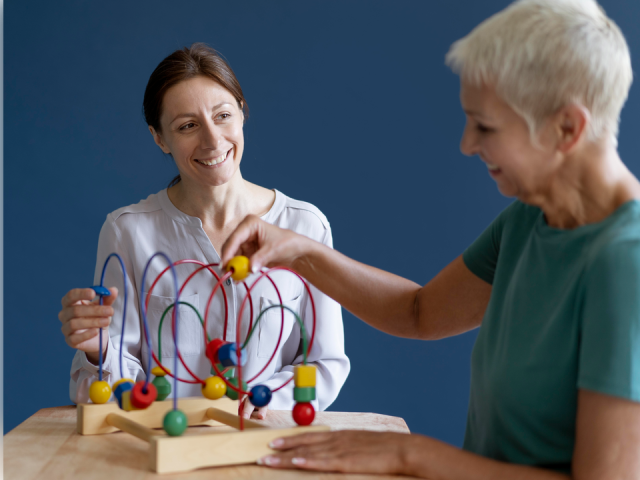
top-left (59, 287), bottom-right (118, 364)
top-left (221, 214), bottom-right (313, 272)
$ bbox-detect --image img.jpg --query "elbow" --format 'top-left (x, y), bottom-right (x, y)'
top-left (412, 289), bottom-right (442, 341)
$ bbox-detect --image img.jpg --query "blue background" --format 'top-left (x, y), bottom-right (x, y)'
top-left (5, 0), bottom-right (640, 446)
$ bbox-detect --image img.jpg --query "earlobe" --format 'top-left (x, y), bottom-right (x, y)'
top-left (149, 126), bottom-right (171, 154)
top-left (557, 105), bottom-right (589, 153)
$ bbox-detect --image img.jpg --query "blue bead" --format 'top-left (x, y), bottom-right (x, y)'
top-left (217, 343), bottom-right (247, 367)
top-left (249, 385), bottom-right (272, 408)
top-left (90, 286), bottom-right (111, 297)
top-left (114, 382), bottom-right (133, 409)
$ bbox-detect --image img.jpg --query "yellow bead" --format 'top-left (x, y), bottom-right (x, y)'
top-left (120, 390), bottom-right (138, 411)
top-left (89, 380), bottom-right (112, 404)
top-left (226, 256), bottom-right (250, 281)
top-left (294, 365), bottom-right (316, 388)
top-left (201, 376), bottom-right (227, 400)
top-left (151, 366), bottom-right (168, 377)
top-left (113, 378), bottom-right (135, 390)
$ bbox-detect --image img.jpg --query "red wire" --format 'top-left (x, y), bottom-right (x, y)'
top-left (144, 260), bottom-right (229, 385)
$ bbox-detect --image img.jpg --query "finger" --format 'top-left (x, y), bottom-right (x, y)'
top-left (67, 328), bottom-right (100, 348)
top-left (58, 304), bottom-right (115, 324)
top-left (61, 317), bottom-right (111, 336)
top-left (241, 397), bottom-right (255, 419)
top-left (259, 449), bottom-right (342, 471)
top-left (220, 215), bottom-right (261, 266)
top-left (100, 287), bottom-right (119, 307)
top-left (251, 406), bottom-right (268, 420)
top-left (61, 288), bottom-right (97, 308)
top-left (269, 431), bottom-right (336, 450)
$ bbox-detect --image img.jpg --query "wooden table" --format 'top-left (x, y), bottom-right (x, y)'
top-left (5, 406), bottom-right (415, 479)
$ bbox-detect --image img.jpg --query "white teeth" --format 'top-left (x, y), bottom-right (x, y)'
top-left (196, 151), bottom-right (227, 166)
top-left (487, 163), bottom-right (500, 171)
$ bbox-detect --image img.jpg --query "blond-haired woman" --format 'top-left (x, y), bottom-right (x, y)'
top-left (221, 0), bottom-right (640, 477)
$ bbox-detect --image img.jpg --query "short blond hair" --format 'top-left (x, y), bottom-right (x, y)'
top-left (445, 0), bottom-right (632, 140)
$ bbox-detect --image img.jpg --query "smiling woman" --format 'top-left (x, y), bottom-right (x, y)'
top-left (57, 43), bottom-right (350, 420)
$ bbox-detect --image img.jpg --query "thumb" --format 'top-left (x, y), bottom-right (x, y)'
top-left (101, 287), bottom-right (119, 306)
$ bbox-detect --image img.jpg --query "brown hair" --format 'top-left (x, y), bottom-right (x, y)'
top-left (143, 43), bottom-right (248, 187)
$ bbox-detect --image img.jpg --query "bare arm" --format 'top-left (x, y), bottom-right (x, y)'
top-left (221, 215), bottom-right (491, 340)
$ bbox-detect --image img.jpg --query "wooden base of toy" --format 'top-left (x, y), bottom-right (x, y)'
top-left (77, 397), bottom-right (329, 474)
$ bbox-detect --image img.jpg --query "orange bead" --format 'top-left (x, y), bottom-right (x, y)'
top-left (89, 380), bottom-right (112, 404)
top-left (226, 256), bottom-right (250, 281)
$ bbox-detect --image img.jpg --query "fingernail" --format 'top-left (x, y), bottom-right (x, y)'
top-left (100, 319), bottom-right (110, 326)
top-left (260, 456), bottom-right (280, 466)
top-left (251, 265), bottom-right (258, 274)
top-left (292, 458), bottom-right (306, 466)
top-left (269, 438), bottom-right (284, 448)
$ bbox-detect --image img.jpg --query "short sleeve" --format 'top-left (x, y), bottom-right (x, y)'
top-left (463, 204), bottom-right (513, 285)
top-left (578, 239), bottom-right (640, 402)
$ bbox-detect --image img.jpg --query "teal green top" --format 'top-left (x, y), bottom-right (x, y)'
top-left (462, 200), bottom-right (640, 473)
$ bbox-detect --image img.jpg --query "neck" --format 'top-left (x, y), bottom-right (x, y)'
top-left (168, 169), bottom-right (255, 231)
top-left (523, 140), bottom-right (640, 229)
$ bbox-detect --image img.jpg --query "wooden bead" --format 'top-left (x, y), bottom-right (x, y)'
top-left (113, 379), bottom-right (135, 409)
top-left (249, 385), bottom-right (272, 408)
top-left (152, 376), bottom-right (171, 401)
top-left (130, 381), bottom-right (157, 409)
top-left (163, 409), bottom-right (188, 436)
top-left (202, 376), bottom-right (227, 400)
top-left (206, 339), bottom-right (227, 365)
top-left (89, 380), bottom-right (112, 404)
top-left (151, 366), bottom-right (168, 377)
top-left (292, 402), bottom-right (315, 426)
top-left (294, 365), bottom-right (316, 388)
top-left (217, 343), bottom-right (247, 368)
top-left (225, 378), bottom-right (248, 401)
top-left (120, 390), bottom-right (138, 411)
top-left (293, 386), bottom-right (316, 402)
top-left (226, 256), bottom-right (250, 281)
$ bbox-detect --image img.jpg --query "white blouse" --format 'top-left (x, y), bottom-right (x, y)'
top-left (69, 189), bottom-right (350, 410)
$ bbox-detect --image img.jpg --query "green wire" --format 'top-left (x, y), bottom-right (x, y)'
top-left (241, 304), bottom-right (308, 364)
top-left (157, 301), bottom-right (209, 359)
top-left (157, 301), bottom-right (308, 365)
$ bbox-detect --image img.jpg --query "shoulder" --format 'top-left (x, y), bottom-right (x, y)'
top-left (265, 190), bottom-right (331, 242)
top-left (100, 191), bottom-right (164, 238)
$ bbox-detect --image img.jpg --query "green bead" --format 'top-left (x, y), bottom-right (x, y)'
top-left (225, 377), bottom-right (248, 400)
top-left (163, 409), bottom-right (188, 436)
top-left (294, 387), bottom-right (316, 402)
top-left (152, 376), bottom-right (172, 401)
top-left (211, 364), bottom-right (235, 378)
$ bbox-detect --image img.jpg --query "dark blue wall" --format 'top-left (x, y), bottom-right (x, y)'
top-left (6, 0), bottom-right (640, 446)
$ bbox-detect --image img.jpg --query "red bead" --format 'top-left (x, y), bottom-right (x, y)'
top-left (130, 381), bottom-right (157, 409)
top-left (292, 402), bottom-right (315, 426)
top-left (206, 339), bottom-right (227, 365)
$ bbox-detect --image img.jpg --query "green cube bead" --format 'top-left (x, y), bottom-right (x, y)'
top-left (152, 376), bottom-right (172, 401)
top-left (225, 377), bottom-right (248, 400)
top-left (294, 387), bottom-right (316, 402)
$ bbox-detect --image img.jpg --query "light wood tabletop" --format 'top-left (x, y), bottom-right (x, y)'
top-left (4, 406), bottom-right (416, 479)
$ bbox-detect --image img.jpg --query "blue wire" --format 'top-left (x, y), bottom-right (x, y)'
top-left (140, 252), bottom-right (180, 410)
top-left (98, 253), bottom-right (129, 381)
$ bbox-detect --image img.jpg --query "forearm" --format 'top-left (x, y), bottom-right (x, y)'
top-left (404, 435), bottom-right (570, 480)
top-left (293, 238), bottom-right (423, 338)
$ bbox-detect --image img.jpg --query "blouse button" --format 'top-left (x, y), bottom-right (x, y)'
top-left (226, 278), bottom-right (232, 286)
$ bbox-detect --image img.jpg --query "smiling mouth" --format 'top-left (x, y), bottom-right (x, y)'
top-left (195, 149), bottom-right (231, 166)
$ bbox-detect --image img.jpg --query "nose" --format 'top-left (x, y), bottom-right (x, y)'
top-left (460, 122), bottom-right (480, 157)
top-left (199, 119), bottom-right (222, 151)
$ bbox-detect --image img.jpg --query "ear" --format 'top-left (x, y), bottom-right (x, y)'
top-left (149, 126), bottom-right (171, 154)
top-left (240, 101), bottom-right (245, 124)
top-left (555, 104), bottom-right (590, 154)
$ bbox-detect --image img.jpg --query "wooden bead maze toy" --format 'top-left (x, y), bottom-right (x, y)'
top-left (76, 252), bottom-right (328, 474)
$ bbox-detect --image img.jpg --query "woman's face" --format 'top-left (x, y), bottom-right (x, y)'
top-left (151, 76), bottom-right (244, 188)
top-left (459, 81), bottom-right (560, 200)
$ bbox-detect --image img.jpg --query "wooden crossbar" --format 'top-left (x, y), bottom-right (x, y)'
top-left (206, 407), bottom-right (266, 429)
top-left (106, 413), bottom-right (159, 442)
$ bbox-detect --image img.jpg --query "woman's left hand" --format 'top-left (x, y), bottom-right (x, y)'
top-left (257, 430), bottom-right (411, 475)
top-left (240, 396), bottom-right (268, 419)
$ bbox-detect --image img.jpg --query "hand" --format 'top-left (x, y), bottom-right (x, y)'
top-left (220, 214), bottom-right (312, 272)
top-left (239, 395), bottom-right (268, 419)
top-left (257, 430), bottom-right (411, 475)
top-left (59, 287), bottom-right (118, 363)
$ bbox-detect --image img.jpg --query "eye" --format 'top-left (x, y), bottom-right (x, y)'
top-left (217, 113), bottom-right (231, 120)
top-left (179, 122), bottom-right (196, 131)
top-left (476, 123), bottom-right (494, 134)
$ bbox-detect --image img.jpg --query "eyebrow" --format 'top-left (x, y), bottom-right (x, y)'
top-left (463, 109), bottom-right (493, 121)
top-left (170, 102), bottom-right (233, 125)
